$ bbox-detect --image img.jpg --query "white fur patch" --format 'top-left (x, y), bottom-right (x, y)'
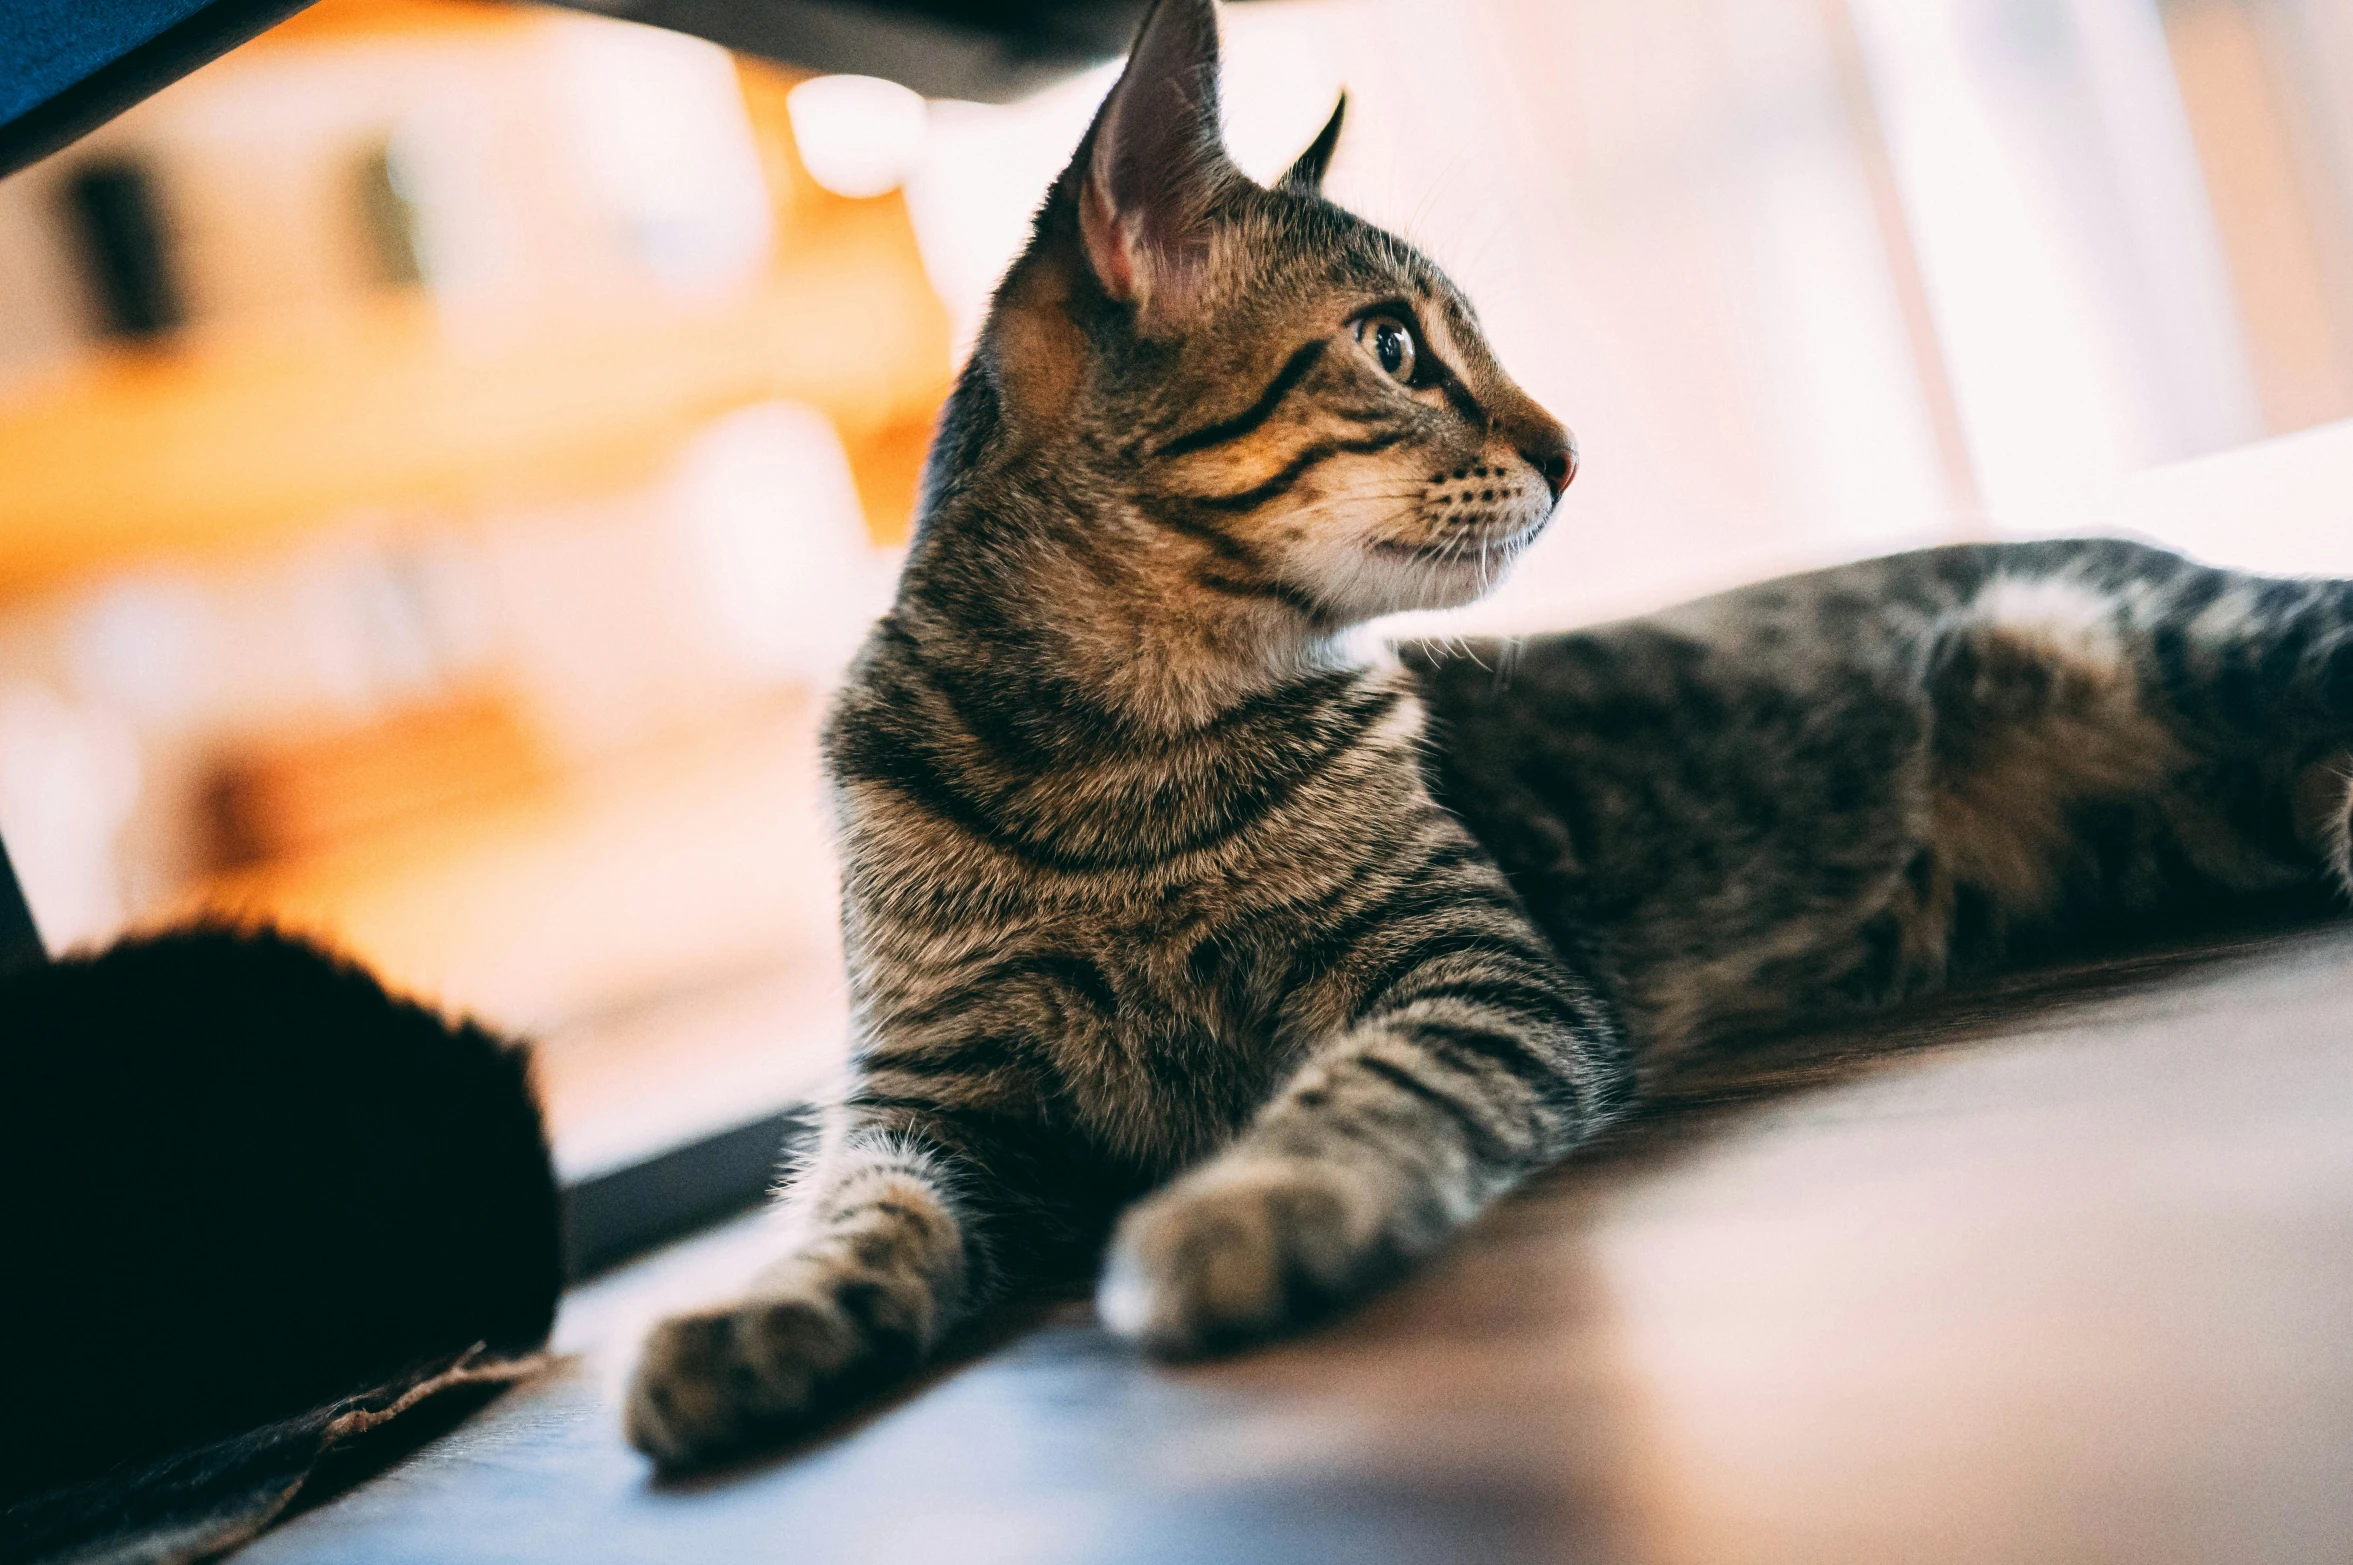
top-left (1970, 575), bottom-right (2126, 668)
top-left (1938, 572), bottom-right (2177, 917)
top-left (2187, 582), bottom-right (2271, 645)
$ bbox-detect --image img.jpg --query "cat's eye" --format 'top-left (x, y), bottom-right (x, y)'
top-left (1358, 314), bottom-right (1419, 384)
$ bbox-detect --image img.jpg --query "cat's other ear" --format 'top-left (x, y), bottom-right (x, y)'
top-left (1277, 93), bottom-right (1347, 195)
top-left (1076, 0), bottom-right (1237, 324)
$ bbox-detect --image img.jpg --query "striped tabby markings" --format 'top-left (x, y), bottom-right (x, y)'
top-left (1159, 339), bottom-right (1330, 458)
top-left (841, 669), bottom-right (1409, 872)
top-left (1192, 429), bottom-right (1412, 514)
top-left (1150, 504), bottom-right (1326, 615)
top-left (1349, 1050), bottom-right (1525, 1168)
top-left (1155, 329), bottom-right (1425, 514)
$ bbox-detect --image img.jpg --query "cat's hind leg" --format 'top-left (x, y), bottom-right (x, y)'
top-left (1925, 543), bottom-right (2353, 942)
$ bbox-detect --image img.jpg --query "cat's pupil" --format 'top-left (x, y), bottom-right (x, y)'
top-left (1366, 317), bottom-right (1415, 382)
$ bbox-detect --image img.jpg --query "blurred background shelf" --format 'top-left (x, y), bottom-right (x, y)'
top-left (0, 232), bottom-right (945, 596)
top-left (0, 11), bottom-right (951, 600)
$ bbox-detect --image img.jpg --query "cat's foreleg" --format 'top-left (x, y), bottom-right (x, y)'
top-left (1098, 895), bottom-right (1628, 1356)
top-left (624, 1111), bottom-right (979, 1469)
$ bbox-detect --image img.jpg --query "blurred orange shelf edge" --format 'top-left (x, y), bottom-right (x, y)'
top-left (0, 199), bottom-right (952, 597)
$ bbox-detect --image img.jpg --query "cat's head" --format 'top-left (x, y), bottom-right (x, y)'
top-left (932, 0), bottom-right (1573, 631)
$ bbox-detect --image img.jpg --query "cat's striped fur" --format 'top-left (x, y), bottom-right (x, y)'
top-left (626, 0), bottom-right (2353, 1470)
top-left (1416, 540), bottom-right (2353, 1073)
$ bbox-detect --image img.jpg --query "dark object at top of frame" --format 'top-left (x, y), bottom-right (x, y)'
top-left (550, 0), bottom-right (1168, 102)
top-left (0, 0), bottom-right (1209, 181)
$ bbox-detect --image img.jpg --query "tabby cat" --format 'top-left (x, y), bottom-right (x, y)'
top-left (627, 0), bottom-right (2353, 1469)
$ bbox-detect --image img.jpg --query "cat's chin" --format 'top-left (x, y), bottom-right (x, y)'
top-left (1291, 556), bottom-right (1525, 626)
top-left (1334, 523), bottom-right (1546, 616)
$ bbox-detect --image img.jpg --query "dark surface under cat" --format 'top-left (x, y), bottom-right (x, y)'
top-left (237, 909), bottom-right (2353, 1565)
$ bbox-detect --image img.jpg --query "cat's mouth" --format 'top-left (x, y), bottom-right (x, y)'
top-left (1369, 512), bottom-right (1551, 563)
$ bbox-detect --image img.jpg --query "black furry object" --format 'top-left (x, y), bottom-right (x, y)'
top-left (0, 926), bottom-right (560, 1505)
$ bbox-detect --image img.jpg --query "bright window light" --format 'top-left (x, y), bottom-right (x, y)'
top-left (787, 74), bottom-right (929, 199)
top-left (548, 17), bottom-right (775, 298)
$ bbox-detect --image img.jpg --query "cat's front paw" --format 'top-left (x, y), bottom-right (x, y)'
top-left (626, 1295), bottom-right (854, 1471)
top-left (625, 1273), bottom-right (923, 1471)
top-left (1096, 1157), bottom-right (1403, 1359)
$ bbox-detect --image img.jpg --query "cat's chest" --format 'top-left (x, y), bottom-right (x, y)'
top-left (844, 736), bottom-right (1438, 1164)
top-left (843, 677), bottom-right (1432, 1003)
top-left (1028, 790), bottom-right (1417, 1030)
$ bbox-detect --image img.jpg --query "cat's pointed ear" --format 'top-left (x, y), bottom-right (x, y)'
top-left (1075, 0), bottom-right (1236, 323)
top-left (1278, 93), bottom-right (1347, 195)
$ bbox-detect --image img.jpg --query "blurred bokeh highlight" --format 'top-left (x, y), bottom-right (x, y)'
top-left (1, 0), bottom-right (2348, 1171)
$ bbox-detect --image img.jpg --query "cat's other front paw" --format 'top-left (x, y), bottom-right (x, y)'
top-left (625, 1284), bottom-right (910, 1472)
top-left (1096, 1158), bottom-right (1406, 1359)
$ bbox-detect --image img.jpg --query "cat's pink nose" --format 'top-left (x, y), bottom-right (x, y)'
top-left (1525, 430), bottom-right (1577, 500)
